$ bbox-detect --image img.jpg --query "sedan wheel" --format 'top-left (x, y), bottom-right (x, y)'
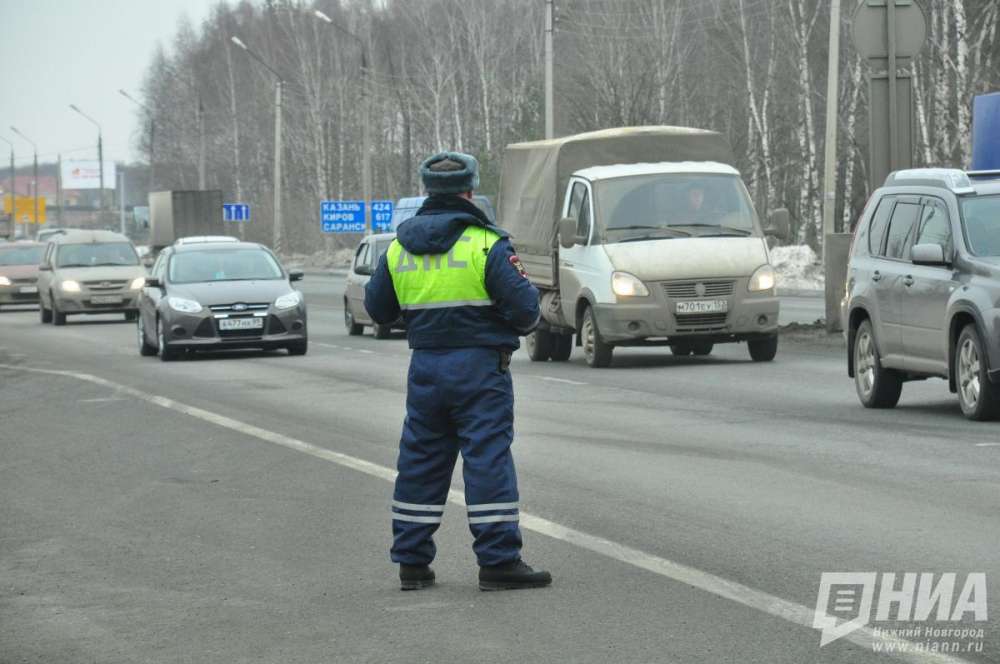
top-left (158, 318), bottom-right (178, 362)
top-left (345, 302), bottom-right (363, 336)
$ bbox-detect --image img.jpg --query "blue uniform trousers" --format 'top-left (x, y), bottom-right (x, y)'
top-left (390, 347), bottom-right (523, 567)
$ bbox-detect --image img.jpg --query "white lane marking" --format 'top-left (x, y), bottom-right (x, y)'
top-left (79, 397), bottom-right (129, 403)
top-left (358, 349), bottom-right (375, 355)
top-left (0, 362), bottom-right (971, 664)
top-left (974, 443), bottom-right (1000, 447)
top-left (538, 376), bottom-right (588, 386)
top-left (313, 342), bottom-right (341, 349)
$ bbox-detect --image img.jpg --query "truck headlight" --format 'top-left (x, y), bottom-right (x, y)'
top-left (274, 291), bottom-right (302, 310)
top-left (0, 276), bottom-right (11, 286)
top-left (612, 271), bottom-right (649, 298)
top-left (167, 296), bottom-right (202, 313)
top-left (129, 277), bottom-right (146, 290)
top-left (61, 280), bottom-right (81, 293)
top-left (748, 265), bottom-right (776, 292)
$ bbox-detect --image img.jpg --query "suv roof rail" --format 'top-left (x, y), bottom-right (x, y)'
top-left (174, 235), bottom-right (240, 245)
top-left (884, 168), bottom-right (975, 194)
top-left (966, 169), bottom-right (1000, 181)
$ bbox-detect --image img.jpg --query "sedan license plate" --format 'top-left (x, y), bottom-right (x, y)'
top-left (90, 295), bottom-right (122, 304)
top-left (219, 317), bottom-right (264, 331)
top-left (19, 286), bottom-right (38, 294)
top-left (675, 299), bottom-right (728, 314)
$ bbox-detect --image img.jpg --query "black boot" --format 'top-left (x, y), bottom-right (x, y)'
top-left (479, 560), bottom-right (552, 591)
top-left (399, 564), bottom-right (435, 591)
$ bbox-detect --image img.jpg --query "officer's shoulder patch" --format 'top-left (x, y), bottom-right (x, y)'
top-left (509, 255), bottom-right (528, 278)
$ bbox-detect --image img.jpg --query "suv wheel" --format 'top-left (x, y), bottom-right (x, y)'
top-left (345, 301), bottom-right (363, 336)
top-left (581, 306), bottom-right (613, 368)
top-left (525, 329), bottom-right (553, 362)
top-left (955, 324), bottom-right (1000, 421)
top-left (853, 319), bottom-right (901, 408)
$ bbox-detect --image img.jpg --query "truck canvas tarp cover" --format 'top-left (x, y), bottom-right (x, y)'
top-left (497, 126), bottom-right (737, 262)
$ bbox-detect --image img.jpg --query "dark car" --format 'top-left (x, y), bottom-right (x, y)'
top-left (0, 241), bottom-right (45, 308)
top-left (137, 237), bottom-right (307, 360)
top-left (842, 168), bottom-right (1000, 420)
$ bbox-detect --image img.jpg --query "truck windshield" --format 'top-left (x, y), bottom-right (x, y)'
top-left (169, 248), bottom-right (283, 283)
top-left (960, 195), bottom-right (1000, 256)
top-left (56, 242), bottom-right (139, 267)
top-left (597, 173), bottom-right (757, 243)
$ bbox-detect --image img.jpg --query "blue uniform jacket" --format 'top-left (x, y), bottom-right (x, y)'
top-left (364, 195), bottom-right (540, 351)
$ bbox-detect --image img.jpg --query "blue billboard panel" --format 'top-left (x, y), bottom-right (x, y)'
top-left (371, 200), bottom-right (394, 233)
top-left (972, 93), bottom-right (1000, 171)
top-left (320, 200), bottom-right (365, 233)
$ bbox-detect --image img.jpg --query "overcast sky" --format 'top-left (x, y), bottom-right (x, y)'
top-left (0, 0), bottom-right (219, 168)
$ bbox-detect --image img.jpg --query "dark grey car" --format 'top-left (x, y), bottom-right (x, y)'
top-left (137, 239), bottom-right (307, 360)
top-left (842, 168), bottom-right (1000, 420)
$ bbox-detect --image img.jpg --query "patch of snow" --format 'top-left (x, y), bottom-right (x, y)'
top-left (771, 244), bottom-right (824, 291)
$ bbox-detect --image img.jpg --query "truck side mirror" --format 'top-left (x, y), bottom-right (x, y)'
top-left (765, 208), bottom-right (790, 242)
top-left (911, 243), bottom-right (948, 266)
top-left (559, 217), bottom-right (578, 249)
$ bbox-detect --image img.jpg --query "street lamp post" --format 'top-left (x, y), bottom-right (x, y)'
top-left (231, 36), bottom-right (284, 253)
top-left (314, 9), bottom-right (371, 235)
top-left (119, 89), bottom-right (156, 192)
top-left (10, 127), bottom-right (39, 236)
top-left (69, 104), bottom-right (105, 224)
top-left (0, 136), bottom-right (13, 236)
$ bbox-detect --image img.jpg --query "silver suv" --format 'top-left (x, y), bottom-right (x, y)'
top-left (842, 168), bottom-right (1000, 421)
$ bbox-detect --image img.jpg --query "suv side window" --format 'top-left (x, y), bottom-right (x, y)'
top-left (884, 201), bottom-right (921, 259)
top-left (913, 199), bottom-right (952, 256)
top-left (867, 196), bottom-right (895, 255)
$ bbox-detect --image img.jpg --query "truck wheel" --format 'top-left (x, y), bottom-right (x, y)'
top-left (344, 301), bottom-right (363, 336)
top-left (748, 335), bottom-right (777, 362)
top-left (373, 323), bottom-right (391, 339)
top-left (39, 300), bottom-right (52, 324)
top-left (581, 306), bottom-right (613, 368)
top-left (550, 333), bottom-right (573, 362)
top-left (853, 320), bottom-right (901, 408)
top-left (955, 324), bottom-right (1000, 421)
top-left (670, 343), bottom-right (692, 356)
top-left (525, 329), bottom-right (553, 361)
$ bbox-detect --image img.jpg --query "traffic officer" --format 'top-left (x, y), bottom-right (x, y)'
top-left (365, 151), bottom-right (552, 592)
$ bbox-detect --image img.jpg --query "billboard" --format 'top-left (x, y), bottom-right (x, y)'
top-left (60, 160), bottom-right (117, 190)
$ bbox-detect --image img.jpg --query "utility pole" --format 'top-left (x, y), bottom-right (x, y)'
top-left (314, 9), bottom-right (372, 234)
top-left (57, 153), bottom-right (64, 225)
top-left (70, 104), bottom-right (104, 226)
top-left (198, 95), bottom-right (206, 190)
top-left (821, 0), bottom-right (841, 240)
top-left (10, 127), bottom-right (38, 238)
top-left (0, 136), bottom-right (12, 237)
top-left (544, 0), bottom-right (554, 139)
top-left (119, 170), bottom-right (126, 235)
top-left (231, 36), bottom-right (284, 253)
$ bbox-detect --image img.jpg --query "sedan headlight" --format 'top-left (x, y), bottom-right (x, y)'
top-left (748, 264), bottom-right (776, 292)
top-left (61, 280), bottom-right (81, 293)
top-left (167, 296), bottom-right (202, 313)
top-left (274, 291), bottom-right (302, 310)
top-left (611, 271), bottom-right (649, 298)
top-left (0, 276), bottom-right (11, 287)
top-left (129, 277), bottom-right (146, 290)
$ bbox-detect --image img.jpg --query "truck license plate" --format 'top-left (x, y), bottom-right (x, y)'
top-left (676, 299), bottom-right (728, 314)
top-left (219, 317), bottom-right (264, 331)
top-left (91, 295), bottom-right (122, 304)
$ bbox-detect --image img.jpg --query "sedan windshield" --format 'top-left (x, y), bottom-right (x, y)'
top-left (597, 173), bottom-right (757, 243)
top-left (56, 242), bottom-right (138, 267)
top-left (960, 195), bottom-right (1000, 256)
top-left (0, 245), bottom-right (44, 266)
top-left (169, 248), bottom-right (283, 284)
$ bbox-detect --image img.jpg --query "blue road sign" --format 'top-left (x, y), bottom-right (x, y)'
top-left (321, 200), bottom-right (366, 233)
top-left (372, 200), bottom-right (394, 233)
top-left (223, 203), bottom-right (251, 222)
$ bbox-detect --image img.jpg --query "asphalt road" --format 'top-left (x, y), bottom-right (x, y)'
top-left (1, 275), bottom-right (996, 664)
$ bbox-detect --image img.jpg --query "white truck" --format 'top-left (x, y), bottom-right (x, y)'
top-left (497, 126), bottom-right (789, 367)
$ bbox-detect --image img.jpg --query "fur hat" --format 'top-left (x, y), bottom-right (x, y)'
top-left (420, 151), bottom-right (480, 195)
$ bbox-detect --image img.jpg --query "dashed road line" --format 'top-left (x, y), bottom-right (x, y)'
top-left (538, 376), bottom-right (588, 386)
top-left (0, 362), bottom-right (973, 664)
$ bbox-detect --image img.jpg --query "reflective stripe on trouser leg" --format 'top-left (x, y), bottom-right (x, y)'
top-left (451, 350), bottom-right (523, 567)
top-left (390, 354), bottom-right (460, 566)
